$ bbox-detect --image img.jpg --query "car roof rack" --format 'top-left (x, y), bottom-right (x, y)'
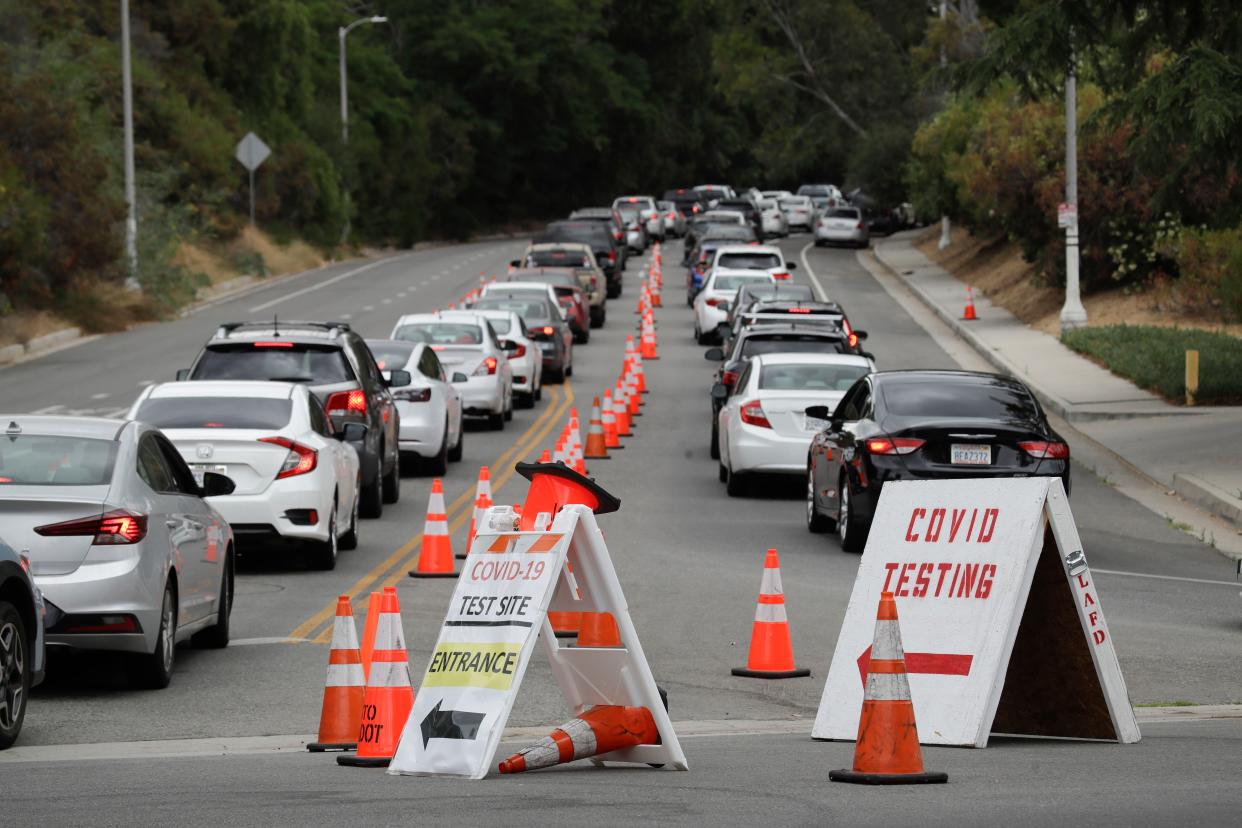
top-left (213, 320), bottom-right (352, 339)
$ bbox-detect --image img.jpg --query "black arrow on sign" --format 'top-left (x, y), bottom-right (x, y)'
top-left (421, 700), bottom-right (487, 749)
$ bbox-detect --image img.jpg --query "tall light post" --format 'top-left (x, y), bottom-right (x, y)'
top-left (339, 15), bottom-right (388, 145)
top-left (121, 0), bottom-right (139, 288)
top-left (1059, 44), bottom-right (1088, 333)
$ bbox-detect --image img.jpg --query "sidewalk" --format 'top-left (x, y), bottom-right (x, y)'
top-left (871, 231), bottom-right (1242, 533)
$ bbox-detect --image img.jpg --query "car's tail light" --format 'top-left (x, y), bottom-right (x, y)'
top-left (857, 221), bottom-right (865, 230)
top-left (705, 297), bottom-right (723, 307)
top-left (787, 307), bottom-right (811, 314)
top-left (36, 509), bottom-right (148, 544)
top-left (505, 342), bottom-right (527, 358)
top-left (62, 614), bottom-right (141, 634)
top-left (722, 369), bottom-right (739, 388)
top-left (865, 437), bottom-right (925, 455)
top-left (608, 249), bottom-right (618, 260)
top-left (392, 387), bottom-right (432, 403)
top-left (848, 333), bottom-right (859, 348)
top-left (474, 356), bottom-right (499, 376)
top-left (325, 389), bottom-right (367, 417)
top-left (260, 436), bottom-right (318, 479)
top-left (253, 341), bottom-right (293, 348)
top-left (1019, 441), bottom-right (1070, 459)
top-left (739, 400), bottom-right (772, 429)
top-left (773, 271), bottom-right (791, 280)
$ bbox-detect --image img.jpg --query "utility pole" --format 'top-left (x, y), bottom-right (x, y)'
top-left (121, 0), bottom-right (139, 289)
top-left (1059, 43), bottom-right (1088, 332)
top-left (339, 16), bottom-right (388, 145)
top-left (938, 0), bottom-right (951, 251)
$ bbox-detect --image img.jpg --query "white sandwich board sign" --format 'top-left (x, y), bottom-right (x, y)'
top-left (389, 503), bottom-right (687, 778)
top-left (812, 477), bottom-right (1140, 747)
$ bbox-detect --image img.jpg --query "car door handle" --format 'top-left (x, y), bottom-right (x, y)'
top-left (165, 519), bottom-right (180, 529)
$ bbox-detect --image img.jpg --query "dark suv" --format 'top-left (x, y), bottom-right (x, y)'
top-left (179, 321), bottom-right (406, 518)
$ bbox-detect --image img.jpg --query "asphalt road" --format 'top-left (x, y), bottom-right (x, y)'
top-left (2, 233), bottom-right (1240, 824)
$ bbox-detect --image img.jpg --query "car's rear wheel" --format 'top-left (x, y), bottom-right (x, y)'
top-left (546, 366), bottom-right (564, 384)
top-left (128, 581), bottom-right (176, 689)
top-left (193, 549), bottom-right (232, 649)
top-left (339, 483), bottom-right (360, 550)
top-left (360, 455), bottom-right (383, 518)
top-left (426, 426), bottom-right (449, 476)
top-left (381, 452), bottom-right (400, 504)
top-left (504, 394), bottom-right (514, 422)
top-left (838, 477), bottom-right (866, 553)
top-left (447, 425), bottom-right (464, 462)
top-left (807, 468), bottom-right (833, 533)
top-left (575, 327), bottom-right (590, 344)
top-left (724, 462), bottom-right (748, 497)
top-left (488, 410), bottom-right (505, 430)
top-left (590, 308), bottom-right (606, 328)
top-left (0, 601), bottom-right (30, 749)
top-left (718, 460), bottom-right (727, 483)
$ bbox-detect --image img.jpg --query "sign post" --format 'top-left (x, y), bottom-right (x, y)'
top-left (234, 132), bottom-right (271, 227)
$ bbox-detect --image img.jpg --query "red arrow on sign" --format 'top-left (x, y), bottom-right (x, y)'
top-left (857, 645), bottom-right (973, 686)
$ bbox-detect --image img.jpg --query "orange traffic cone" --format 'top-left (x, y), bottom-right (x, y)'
top-left (962, 286), bottom-right (977, 321)
top-left (567, 412), bottom-right (587, 475)
top-left (584, 397), bottom-right (610, 459)
top-left (460, 467), bottom-right (493, 559)
top-left (538, 448), bottom-right (553, 463)
top-left (308, 596), bottom-right (365, 752)
top-left (829, 592), bottom-right (948, 785)
top-left (498, 706), bottom-right (659, 773)
top-left (408, 479), bottom-right (458, 578)
top-left (633, 352), bottom-right (647, 394)
top-left (614, 382), bottom-right (632, 436)
top-left (576, 611), bottom-right (621, 647)
top-left (626, 371), bottom-right (642, 416)
top-left (602, 389), bottom-right (622, 449)
top-left (359, 589), bottom-right (383, 680)
top-left (641, 323), bottom-right (659, 360)
top-left (337, 589), bottom-right (414, 767)
top-left (732, 549), bottom-right (810, 678)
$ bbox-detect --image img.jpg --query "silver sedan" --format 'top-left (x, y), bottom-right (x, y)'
top-left (0, 416), bottom-right (234, 688)
top-left (814, 206), bottom-right (870, 248)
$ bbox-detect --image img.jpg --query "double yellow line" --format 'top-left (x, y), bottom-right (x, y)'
top-left (290, 381), bottom-right (576, 644)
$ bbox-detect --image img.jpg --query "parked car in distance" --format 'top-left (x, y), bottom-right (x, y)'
top-left (657, 200), bottom-right (687, 238)
top-left (756, 198), bottom-right (789, 239)
top-left (613, 195), bottom-right (663, 240)
top-left (779, 195), bottom-right (816, 232)
top-left (0, 534), bottom-right (46, 749)
top-left (0, 416), bottom-right (236, 688)
top-left (365, 340), bottom-right (465, 473)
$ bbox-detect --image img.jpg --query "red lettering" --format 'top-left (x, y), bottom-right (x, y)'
top-left (1083, 592), bottom-right (1096, 608)
top-left (966, 508), bottom-right (978, 541)
top-left (1076, 573), bottom-right (1090, 589)
top-left (895, 563), bottom-right (914, 597)
top-left (977, 508), bottom-right (999, 542)
top-left (948, 509), bottom-right (966, 542)
top-left (925, 508), bottom-right (946, 542)
top-left (956, 563), bottom-right (979, 597)
top-left (913, 563), bottom-right (933, 597)
top-left (905, 508), bottom-right (926, 542)
top-left (949, 563), bottom-right (960, 596)
top-left (976, 563), bottom-right (996, 598)
top-left (934, 562), bottom-right (953, 596)
top-left (1088, 611), bottom-right (1099, 626)
top-left (882, 562), bottom-right (900, 592)
top-left (1092, 630), bottom-right (1106, 645)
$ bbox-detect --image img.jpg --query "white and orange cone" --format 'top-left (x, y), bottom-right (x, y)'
top-left (732, 549), bottom-right (810, 679)
top-left (408, 479), bottom-right (458, 578)
top-left (337, 589), bottom-right (415, 767)
top-left (460, 467), bottom-right (493, 560)
top-left (584, 397), bottom-right (610, 460)
top-left (602, 389), bottom-right (622, 449)
top-left (498, 706), bottom-right (659, 774)
top-left (308, 596), bottom-right (366, 752)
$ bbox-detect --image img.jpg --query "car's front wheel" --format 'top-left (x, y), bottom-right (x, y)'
top-left (128, 581), bottom-right (176, 689)
top-left (311, 508), bottom-right (339, 571)
top-left (381, 452), bottom-right (400, 504)
top-left (0, 600), bottom-right (30, 749)
top-left (359, 454), bottom-right (383, 518)
top-left (838, 476), bottom-right (866, 553)
top-left (192, 549), bottom-right (232, 648)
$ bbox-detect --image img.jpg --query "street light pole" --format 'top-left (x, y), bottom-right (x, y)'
top-left (121, 0), bottom-right (139, 289)
top-left (1059, 44), bottom-right (1088, 333)
top-left (338, 15), bottom-right (388, 145)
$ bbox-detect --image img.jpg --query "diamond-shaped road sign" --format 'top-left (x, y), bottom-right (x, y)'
top-left (234, 132), bottom-right (271, 172)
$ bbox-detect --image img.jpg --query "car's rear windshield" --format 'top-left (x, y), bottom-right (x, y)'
top-left (510, 272), bottom-right (576, 286)
top-left (780, 197), bottom-right (811, 208)
top-left (881, 379), bottom-right (1041, 420)
top-left (0, 435), bottom-right (118, 486)
top-left (825, 208), bottom-right (860, 219)
top-left (135, 397), bottom-right (293, 430)
top-left (480, 317), bottom-right (512, 335)
top-left (527, 251), bottom-right (589, 268)
top-left (192, 343), bottom-right (353, 384)
top-left (718, 252), bottom-right (782, 270)
top-left (759, 363), bottom-right (869, 391)
top-left (541, 225), bottom-right (609, 245)
top-left (712, 274), bottom-right (772, 291)
top-left (393, 323), bottom-right (483, 346)
top-left (741, 336), bottom-right (847, 358)
top-left (366, 342), bottom-right (415, 370)
top-left (741, 286), bottom-right (814, 303)
top-left (472, 299), bottom-right (552, 323)
top-left (799, 186), bottom-right (830, 196)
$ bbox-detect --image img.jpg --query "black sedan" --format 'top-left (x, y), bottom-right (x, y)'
top-left (806, 370), bottom-right (1070, 552)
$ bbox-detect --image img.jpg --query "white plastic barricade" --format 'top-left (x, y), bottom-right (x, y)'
top-left (813, 477), bottom-right (1140, 747)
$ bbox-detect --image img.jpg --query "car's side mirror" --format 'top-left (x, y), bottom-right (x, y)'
top-left (704, 347), bottom-right (724, 361)
top-left (854, 330), bottom-right (868, 341)
top-left (787, 262), bottom-right (797, 270)
top-left (451, 372), bottom-right (469, 383)
top-left (804, 405), bottom-right (831, 421)
top-left (200, 471), bottom-right (235, 497)
top-left (710, 383), bottom-right (729, 401)
top-left (500, 340), bottom-right (520, 352)
top-left (175, 368), bottom-right (190, 381)
top-left (510, 259), bottom-right (521, 268)
top-left (338, 422), bottom-right (368, 442)
top-left (385, 369), bottom-right (412, 388)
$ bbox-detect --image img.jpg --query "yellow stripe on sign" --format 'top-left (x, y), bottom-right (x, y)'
top-left (424, 642), bottom-right (523, 691)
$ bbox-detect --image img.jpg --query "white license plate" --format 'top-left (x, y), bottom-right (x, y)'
top-left (804, 416), bottom-right (829, 432)
top-left (191, 464), bottom-right (228, 487)
top-left (950, 444), bottom-right (991, 465)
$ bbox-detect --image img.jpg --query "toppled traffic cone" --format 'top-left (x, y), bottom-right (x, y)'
top-left (962, 286), bottom-right (977, 321)
top-left (460, 467), bottom-right (493, 559)
top-left (829, 592), bottom-right (948, 785)
top-left (308, 596), bottom-right (365, 752)
top-left (337, 589), bottom-right (415, 767)
top-left (498, 706), bottom-right (658, 774)
top-left (732, 549), bottom-right (810, 679)
top-left (584, 397), bottom-right (610, 460)
top-left (408, 479), bottom-right (458, 578)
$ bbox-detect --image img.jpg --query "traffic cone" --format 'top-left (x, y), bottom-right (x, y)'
top-left (962, 286), bottom-right (977, 321)
top-left (584, 397), bottom-right (610, 459)
top-left (359, 590), bottom-right (383, 681)
top-left (614, 382), bottom-right (633, 436)
top-left (568, 412), bottom-right (587, 475)
top-left (626, 371), bottom-right (642, 416)
top-left (308, 596), bottom-right (365, 752)
top-left (633, 352), bottom-right (647, 394)
top-left (539, 448), bottom-right (552, 463)
top-left (641, 322), bottom-right (659, 360)
top-left (602, 389), bottom-right (622, 449)
top-left (829, 592), bottom-right (948, 785)
top-left (408, 479), bottom-right (458, 578)
top-left (731, 549), bottom-right (810, 679)
top-left (576, 611), bottom-right (621, 647)
top-left (498, 705), bottom-right (658, 773)
top-left (460, 467), bottom-right (493, 559)
top-left (337, 589), bottom-right (414, 767)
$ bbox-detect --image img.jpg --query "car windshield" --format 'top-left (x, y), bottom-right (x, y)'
top-left (135, 397), bottom-right (293, 430)
top-left (825, 208), bottom-right (860, 219)
top-left (366, 342), bottom-right (415, 370)
top-left (881, 379), bottom-right (1041, 420)
top-left (472, 299), bottom-right (552, 323)
top-left (393, 323), bottom-right (483, 345)
top-left (527, 251), bottom-right (589, 268)
top-left (741, 286), bottom-right (815, 304)
top-left (718, 252), bottom-right (782, 270)
top-left (712, 274), bottom-right (771, 291)
top-left (617, 208), bottom-right (640, 222)
top-left (759, 363), bottom-right (870, 391)
top-left (542, 224), bottom-right (609, 245)
top-left (0, 435), bottom-right (118, 486)
top-left (193, 344), bottom-right (353, 383)
top-left (780, 197), bottom-right (811, 209)
top-left (741, 336), bottom-right (847, 358)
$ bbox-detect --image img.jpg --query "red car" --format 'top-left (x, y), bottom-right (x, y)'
top-left (498, 269), bottom-right (592, 344)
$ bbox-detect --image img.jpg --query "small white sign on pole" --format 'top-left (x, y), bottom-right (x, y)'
top-left (389, 503), bottom-right (686, 779)
top-left (1058, 201), bottom-right (1078, 229)
top-left (812, 477), bottom-right (1139, 747)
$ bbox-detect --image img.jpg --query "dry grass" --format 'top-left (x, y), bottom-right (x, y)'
top-left (175, 226), bottom-right (326, 287)
top-left (916, 226), bottom-right (1242, 339)
top-left (0, 310), bottom-right (74, 346)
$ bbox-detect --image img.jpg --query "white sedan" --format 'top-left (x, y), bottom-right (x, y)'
top-left (129, 381), bottom-right (362, 569)
top-left (757, 199), bottom-right (789, 239)
top-left (390, 312), bottom-right (514, 430)
top-left (716, 353), bottom-right (875, 497)
top-left (465, 309), bottom-right (542, 408)
top-left (366, 339), bottom-right (464, 475)
top-left (708, 244), bottom-right (796, 281)
top-left (693, 269), bottom-right (776, 345)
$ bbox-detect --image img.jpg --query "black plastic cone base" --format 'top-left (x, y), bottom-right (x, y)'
top-left (337, 755), bottom-right (392, 768)
top-left (408, 569), bottom-right (459, 578)
top-left (307, 741), bottom-right (356, 752)
top-left (553, 629), bottom-right (577, 638)
top-left (583, 454), bottom-right (611, 460)
top-left (829, 768), bottom-right (948, 785)
top-left (455, 552), bottom-right (468, 560)
top-left (731, 666), bottom-right (811, 679)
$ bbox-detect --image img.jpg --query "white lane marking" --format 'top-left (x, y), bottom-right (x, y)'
top-left (362, 305), bottom-right (374, 312)
top-left (431, 274), bottom-right (441, 281)
top-left (799, 240), bottom-right (827, 300)
top-left (138, 380), bottom-right (154, 387)
top-left (381, 299), bottom-right (392, 305)
top-left (30, 405), bottom-right (64, 414)
top-left (90, 393), bottom-right (109, 400)
top-left (103, 407), bottom-right (130, 418)
top-left (1093, 568), bottom-right (1242, 588)
top-left (340, 313), bottom-right (352, 320)
top-left (248, 255), bottom-right (412, 313)
top-left (230, 636), bottom-right (311, 646)
top-left (397, 292), bottom-right (406, 298)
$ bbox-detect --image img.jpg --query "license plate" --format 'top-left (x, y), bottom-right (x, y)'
top-left (538, 342), bottom-right (555, 351)
top-left (804, 416), bottom-right (829, 432)
top-left (950, 444), bottom-right (991, 465)
top-left (191, 464), bottom-right (228, 487)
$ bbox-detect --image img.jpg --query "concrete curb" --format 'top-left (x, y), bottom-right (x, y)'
top-left (0, 326), bottom-right (84, 367)
top-left (1173, 473), bottom-right (1242, 529)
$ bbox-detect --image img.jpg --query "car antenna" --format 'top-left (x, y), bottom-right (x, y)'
top-left (273, 313), bottom-right (279, 337)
